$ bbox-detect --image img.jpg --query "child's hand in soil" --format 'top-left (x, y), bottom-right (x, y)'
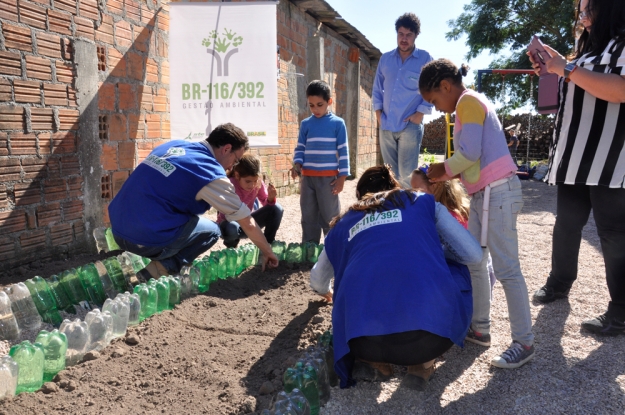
top-left (427, 162), bottom-right (452, 182)
top-left (330, 176), bottom-right (346, 195)
top-left (267, 183), bottom-right (277, 203)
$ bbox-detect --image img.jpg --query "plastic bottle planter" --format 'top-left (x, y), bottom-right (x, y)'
top-left (283, 362), bottom-right (320, 415)
top-left (225, 248), bottom-right (238, 278)
top-left (261, 389), bottom-right (311, 415)
top-left (45, 275), bottom-right (76, 314)
top-left (102, 297), bottom-right (130, 339)
top-left (197, 259), bottom-right (211, 293)
top-left (271, 241), bottom-right (287, 261)
top-left (93, 261), bottom-right (119, 300)
top-left (0, 356), bottom-right (19, 399)
top-left (133, 284), bottom-right (152, 322)
top-left (9, 341), bottom-right (45, 394)
top-left (183, 267), bottom-right (200, 299)
top-left (59, 319), bottom-right (89, 366)
top-left (121, 292), bottom-right (141, 326)
top-left (102, 257), bottom-right (130, 293)
top-left (116, 253), bottom-right (138, 288)
top-left (77, 263), bottom-right (108, 307)
top-left (24, 277), bottom-right (63, 326)
top-left (164, 277), bottom-right (181, 309)
top-left (317, 330), bottom-right (338, 387)
top-left (0, 291), bottom-right (20, 341)
top-left (285, 243), bottom-right (304, 264)
top-left (60, 268), bottom-right (90, 305)
top-left (35, 329), bottom-right (68, 382)
top-left (84, 309), bottom-right (113, 352)
top-left (211, 251), bottom-right (227, 281)
top-left (4, 283), bottom-right (42, 332)
top-left (304, 242), bottom-right (322, 263)
top-left (235, 247), bottom-right (245, 275)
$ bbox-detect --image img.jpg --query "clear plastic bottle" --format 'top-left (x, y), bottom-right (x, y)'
top-left (24, 276), bottom-right (62, 326)
top-left (9, 340), bottom-right (45, 393)
top-left (59, 318), bottom-right (89, 366)
top-left (93, 227), bottom-right (110, 254)
top-left (35, 329), bottom-right (68, 382)
top-left (178, 267), bottom-right (196, 300)
top-left (124, 292), bottom-right (141, 326)
top-left (4, 283), bottom-right (42, 332)
top-left (102, 297), bottom-right (129, 339)
top-left (0, 291), bottom-right (20, 341)
top-left (165, 276), bottom-right (181, 309)
top-left (84, 309), bottom-right (113, 352)
top-left (0, 355), bottom-right (19, 399)
top-left (117, 252), bottom-right (138, 288)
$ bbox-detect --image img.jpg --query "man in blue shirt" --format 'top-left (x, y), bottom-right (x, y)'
top-left (373, 13), bottom-right (434, 187)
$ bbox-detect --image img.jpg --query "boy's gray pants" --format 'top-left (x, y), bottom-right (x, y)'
top-left (300, 175), bottom-right (341, 244)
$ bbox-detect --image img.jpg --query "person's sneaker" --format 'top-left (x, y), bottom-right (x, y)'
top-left (532, 285), bottom-right (570, 304)
top-left (351, 360), bottom-right (393, 382)
top-left (465, 327), bottom-right (491, 347)
top-left (491, 341), bottom-right (535, 369)
top-left (581, 313), bottom-right (625, 336)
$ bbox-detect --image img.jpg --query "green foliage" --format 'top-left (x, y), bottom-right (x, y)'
top-left (446, 0), bottom-right (577, 109)
top-left (201, 28), bottom-right (243, 52)
top-left (421, 148), bottom-right (437, 165)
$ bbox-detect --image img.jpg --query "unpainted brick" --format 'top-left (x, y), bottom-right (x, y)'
top-left (43, 83), bottom-right (68, 106)
top-left (46, 158), bottom-right (60, 178)
top-left (0, 51), bottom-right (22, 76)
top-left (102, 143), bottom-right (118, 170)
top-left (62, 200), bottom-right (83, 221)
top-left (118, 142), bottom-right (135, 169)
top-left (55, 61), bottom-right (74, 83)
top-left (9, 132), bottom-right (37, 155)
top-left (51, 131), bottom-right (76, 153)
top-left (14, 182), bottom-right (41, 206)
top-left (0, 185), bottom-right (7, 209)
top-left (126, 51), bottom-right (144, 81)
top-left (126, 0), bottom-right (140, 22)
top-left (27, 210), bottom-right (38, 230)
top-left (107, 0), bottom-right (123, 16)
top-left (68, 86), bottom-right (77, 107)
top-left (73, 220), bottom-right (85, 239)
top-left (60, 155), bottom-right (80, 176)
top-left (115, 20), bottom-right (132, 48)
top-left (145, 113), bottom-right (160, 139)
top-left (133, 25), bottom-right (151, 53)
top-left (47, 9), bottom-right (73, 36)
top-left (37, 132), bottom-right (51, 155)
top-left (67, 176), bottom-right (82, 197)
top-left (79, 0), bottom-right (98, 20)
top-left (157, 10), bottom-right (169, 31)
top-left (141, 2), bottom-right (155, 25)
top-left (37, 202), bottom-right (62, 226)
top-left (30, 107), bottom-right (55, 130)
top-left (20, 229), bottom-right (47, 251)
top-left (61, 38), bottom-right (73, 60)
top-left (96, 15), bottom-right (115, 45)
top-left (0, 106), bottom-right (25, 130)
top-left (57, 109), bottom-right (79, 130)
top-left (108, 113), bottom-right (126, 141)
top-left (25, 55), bottom-right (52, 80)
top-left (137, 141), bottom-right (153, 161)
top-left (13, 80), bottom-right (41, 104)
top-left (0, 0), bottom-right (18, 21)
top-left (19, 1), bottom-right (47, 29)
top-left (36, 33), bottom-right (63, 59)
top-left (43, 178), bottom-right (67, 201)
top-left (156, 32), bottom-right (167, 58)
top-left (140, 86), bottom-right (152, 111)
top-left (74, 15), bottom-right (95, 40)
top-left (3, 23), bottom-right (32, 52)
top-left (111, 170), bottom-right (128, 196)
top-left (0, 79), bottom-right (12, 102)
top-left (0, 236), bottom-right (15, 262)
top-left (118, 83), bottom-right (136, 110)
top-left (161, 61), bottom-right (170, 84)
top-left (54, 0), bottom-right (77, 15)
top-left (146, 58), bottom-right (158, 83)
top-left (0, 210), bottom-right (27, 234)
top-left (153, 89), bottom-right (168, 112)
top-left (128, 113), bottom-right (144, 139)
top-left (98, 82), bottom-right (115, 111)
top-left (0, 133), bottom-right (8, 156)
top-left (162, 119), bottom-right (170, 139)
top-left (108, 47), bottom-right (126, 77)
top-left (0, 158), bottom-right (21, 181)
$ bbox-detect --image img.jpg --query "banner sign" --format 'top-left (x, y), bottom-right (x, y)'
top-left (170, 2), bottom-right (278, 146)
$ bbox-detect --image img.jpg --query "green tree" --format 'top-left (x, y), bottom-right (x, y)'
top-left (446, 0), bottom-right (577, 110)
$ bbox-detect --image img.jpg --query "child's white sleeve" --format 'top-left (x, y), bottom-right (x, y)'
top-left (310, 249), bottom-right (334, 295)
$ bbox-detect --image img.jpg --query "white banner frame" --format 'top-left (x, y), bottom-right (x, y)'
top-left (169, 2), bottom-right (279, 147)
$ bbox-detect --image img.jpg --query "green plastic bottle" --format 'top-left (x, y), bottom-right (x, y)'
top-left (93, 261), bottom-right (119, 300)
top-left (151, 279), bottom-right (169, 313)
top-left (283, 362), bottom-right (320, 415)
top-left (35, 329), bottom-right (67, 382)
top-left (24, 277), bottom-right (62, 326)
top-left (45, 275), bottom-right (75, 314)
top-left (162, 276), bottom-right (180, 309)
top-left (60, 268), bottom-right (89, 305)
top-left (9, 340), bottom-right (45, 393)
top-left (271, 241), bottom-right (286, 261)
top-left (102, 257), bottom-right (129, 293)
top-left (225, 248), bottom-right (237, 278)
top-left (77, 264), bottom-right (107, 307)
top-left (133, 284), bottom-right (151, 321)
top-left (105, 227), bottom-right (121, 251)
top-left (216, 250), bottom-right (227, 280)
top-left (197, 259), bottom-right (210, 293)
top-left (244, 244), bottom-right (256, 268)
top-left (304, 242), bottom-right (319, 263)
top-left (285, 243), bottom-right (304, 263)
top-left (318, 330), bottom-right (338, 387)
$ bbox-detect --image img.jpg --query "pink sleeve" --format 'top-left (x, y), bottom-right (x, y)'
top-left (256, 180), bottom-right (271, 206)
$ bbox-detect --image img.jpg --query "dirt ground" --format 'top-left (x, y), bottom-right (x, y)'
top-left (1, 178), bottom-right (624, 414)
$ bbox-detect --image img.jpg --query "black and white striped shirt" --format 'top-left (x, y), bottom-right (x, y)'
top-left (547, 38), bottom-right (625, 188)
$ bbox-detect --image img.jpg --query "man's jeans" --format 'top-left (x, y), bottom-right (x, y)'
top-left (219, 203), bottom-right (284, 248)
top-left (113, 216), bottom-right (220, 275)
top-left (467, 175), bottom-right (534, 346)
top-left (380, 122), bottom-right (424, 188)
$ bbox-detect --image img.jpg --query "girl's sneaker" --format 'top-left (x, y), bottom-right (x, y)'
top-left (465, 327), bottom-right (491, 347)
top-left (491, 341), bottom-right (535, 369)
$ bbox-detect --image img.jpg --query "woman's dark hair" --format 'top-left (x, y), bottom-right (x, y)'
top-left (395, 13), bottom-right (421, 36)
top-left (206, 123), bottom-right (249, 151)
top-left (306, 80), bottom-right (332, 102)
top-left (575, 0), bottom-right (625, 59)
top-left (229, 153), bottom-right (261, 178)
top-left (419, 59), bottom-right (469, 93)
top-left (330, 165), bottom-right (414, 228)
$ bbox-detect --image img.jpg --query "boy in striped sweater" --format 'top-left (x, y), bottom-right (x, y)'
top-left (291, 80), bottom-right (350, 244)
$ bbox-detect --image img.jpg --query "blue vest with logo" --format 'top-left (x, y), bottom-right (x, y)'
top-left (324, 191), bottom-right (472, 388)
top-left (109, 140), bottom-right (226, 246)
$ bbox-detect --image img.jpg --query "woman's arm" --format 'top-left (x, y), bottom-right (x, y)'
top-left (310, 249), bottom-right (334, 301)
top-left (434, 203), bottom-right (482, 264)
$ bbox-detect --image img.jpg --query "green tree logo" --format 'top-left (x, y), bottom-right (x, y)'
top-left (202, 28), bottom-right (243, 76)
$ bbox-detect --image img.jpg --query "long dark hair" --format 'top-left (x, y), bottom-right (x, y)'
top-left (330, 165), bottom-right (415, 228)
top-left (575, 0), bottom-right (625, 59)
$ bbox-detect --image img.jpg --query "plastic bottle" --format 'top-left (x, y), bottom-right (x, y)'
top-left (283, 362), bottom-right (320, 415)
top-left (235, 247), bottom-right (244, 275)
top-left (285, 243), bottom-right (304, 264)
top-left (84, 309), bottom-right (113, 352)
top-left (93, 227), bottom-right (110, 254)
top-left (302, 347), bottom-right (331, 405)
top-left (59, 318), bottom-right (89, 366)
top-left (93, 261), bottom-right (119, 300)
top-left (182, 266), bottom-right (200, 299)
top-left (211, 251), bottom-right (226, 280)
top-left (105, 227), bottom-right (121, 251)
top-left (123, 292), bottom-right (141, 326)
top-left (24, 276), bottom-right (62, 326)
top-left (121, 251), bottom-right (146, 273)
top-left (102, 297), bottom-right (129, 339)
top-left (133, 284), bottom-right (150, 321)
top-left (35, 329), bottom-right (68, 382)
top-left (0, 291), bottom-right (20, 341)
top-left (102, 257), bottom-right (130, 293)
top-left (165, 276), bottom-right (181, 309)
top-left (225, 248), bottom-right (238, 278)
top-left (304, 242), bottom-right (319, 263)
top-left (77, 263), bottom-right (108, 307)
top-left (318, 330), bottom-right (338, 387)
top-left (9, 340), bottom-right (45, 393)
top-left (265, 389), bottom-right (311, 415)
top-left (116, 252), bottom-right (138, 288)
top-left (151, 278), bottom-right (170, 313)
top-left (244, 244), bottom-right (257, 268)
top-left (0, 355), bottom-right (19, 399)
top-left (45, 275), bottom-right (76, 314)
top-left (271, 240), bottom-right (286, 261)
top-left (4, 283), bottom-right (42, 332)
top-left (60, 268), bottom-right (89, 305)
top-left (196, 259), bottom-right (210, 293)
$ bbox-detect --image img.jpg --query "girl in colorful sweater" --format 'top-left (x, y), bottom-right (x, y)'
top-left (217, 154), bottom-right (283, 248)
top-left (421, 59), bottom-right (535, 369)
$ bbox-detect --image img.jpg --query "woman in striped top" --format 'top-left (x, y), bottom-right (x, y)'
top-left (529, 0), bottom-right (625, 336)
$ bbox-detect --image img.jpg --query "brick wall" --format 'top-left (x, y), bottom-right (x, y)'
top-left (0, 0), bottom-right (380, 271)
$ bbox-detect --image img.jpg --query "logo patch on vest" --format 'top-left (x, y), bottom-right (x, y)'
top-left (143, 154), bottom-right (177, 177)
top-left (348, 209), bottom-right (402, 241)
top-left (162, 147), bottom-right (186, 158)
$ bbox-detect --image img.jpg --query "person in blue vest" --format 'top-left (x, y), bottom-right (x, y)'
top-left (310, 165), bottom-right (481, 390)
top-left (109, 123), bottom-right (279, 280)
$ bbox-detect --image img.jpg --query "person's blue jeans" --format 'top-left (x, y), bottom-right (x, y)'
top-left (219, 203), bottom-right (284, 248)
top-left (113, 216), bottom-right (221, 274)
top-left (379, 122), bottom-right (424, 188)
